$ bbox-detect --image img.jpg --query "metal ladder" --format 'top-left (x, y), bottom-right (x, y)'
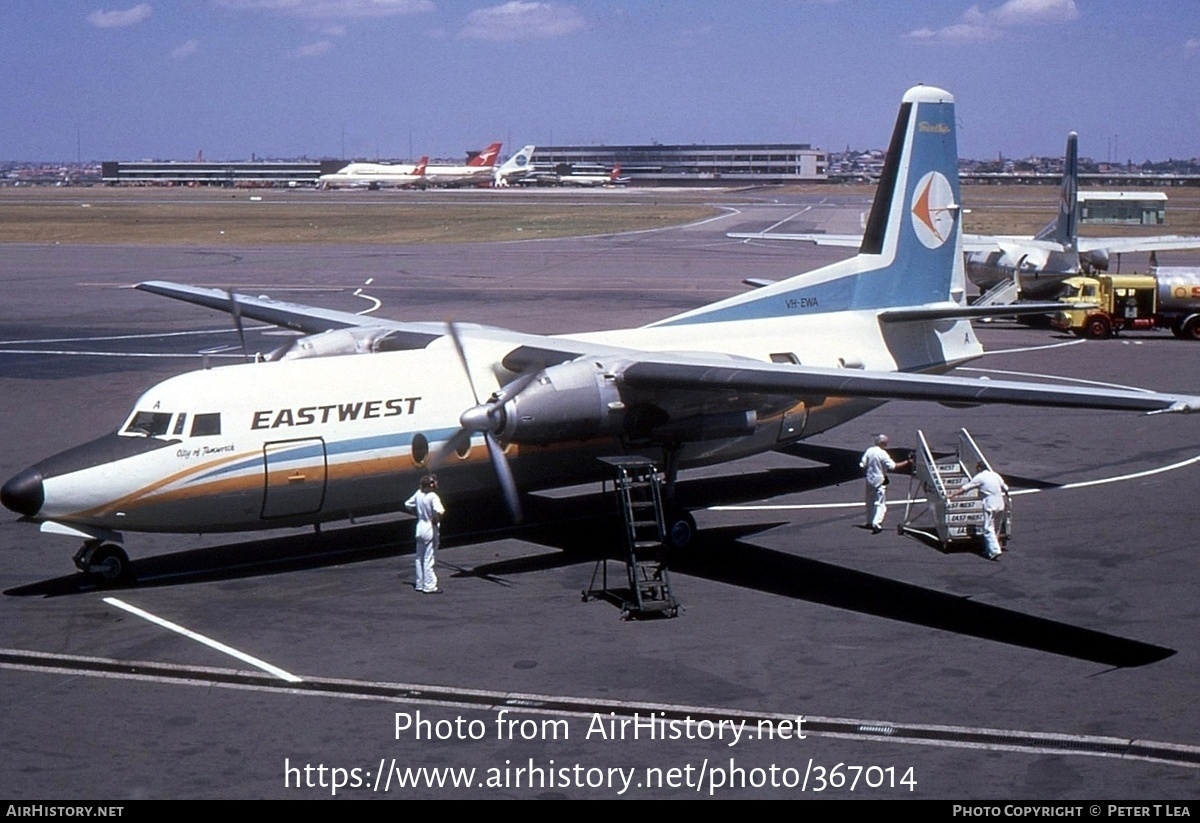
top-left (585, 457), bottom-right (680, 619)
top-left (900, 429), bottom-right (1011, 551)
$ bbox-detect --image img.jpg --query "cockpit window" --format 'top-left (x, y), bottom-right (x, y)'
top-left (124, 411), bottom-right (173, 437)
top-left (190, 413), bottom-right (222, 437)
top-left (173, 413), bottom-right (188, 436)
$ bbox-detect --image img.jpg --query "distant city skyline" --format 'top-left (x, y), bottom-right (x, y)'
top-left (2, 1), bottom-right (1198, 164)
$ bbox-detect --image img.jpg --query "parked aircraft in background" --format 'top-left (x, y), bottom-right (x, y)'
top-left (6, 86), bottom-right (1199, 583)
top-left (422, 142), bottom-right (503, 187)
top-left (492, 146), bottom-right (537, 187)
top-left (558, 164), bottom-right (626, 187)
top-left (317, 157), bottom-right (429, 189)
top-left (729, 132), bottom-right (1200, 302)
top-left (318, 142), bottom-right (503, 190)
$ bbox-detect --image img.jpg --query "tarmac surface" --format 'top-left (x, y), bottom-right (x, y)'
top-left (3, 190), bottom-right (1200, 800)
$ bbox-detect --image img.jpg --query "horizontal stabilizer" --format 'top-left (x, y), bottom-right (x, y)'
top-left (878, 301), bottom-right (1078, 323)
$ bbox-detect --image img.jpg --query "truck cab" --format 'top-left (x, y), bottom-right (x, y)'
top-left (1053, 274), bottom-right (1160, 339)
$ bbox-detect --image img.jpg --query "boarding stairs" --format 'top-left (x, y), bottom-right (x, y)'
top-left (900, 429), bottom-right (1011, 550)
top-left (584, 457), bottom-right (679, 619)
top-left (973, 275), bottom-right (1022, 308)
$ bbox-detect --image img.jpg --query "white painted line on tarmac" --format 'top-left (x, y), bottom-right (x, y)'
top-left (709, 452), bottom-right (1200, 512)
top-left (762, 206), bottom-right (813, 234)
top-left (103, 597), bottom-right (302, 683)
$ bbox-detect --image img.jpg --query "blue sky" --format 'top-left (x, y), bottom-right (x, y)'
top-left (2, 0), bottom-right (1197, 163)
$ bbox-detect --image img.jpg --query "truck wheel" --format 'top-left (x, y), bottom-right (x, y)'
top-left (1183, 318), bottom-right (1200, 341)
top-left (1085, 316), bottom-right (1111, 339)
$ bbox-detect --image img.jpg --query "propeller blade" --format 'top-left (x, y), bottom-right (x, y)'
top-left (430, 428), bottom-right (473, 469)
top-left (444, 320), bottom-right (526, 523)
top-left (229, 290), bottom-right (249, 362)
top-left (446, 321), bottom-right (481, 404)
top-left (485, 433), bottom-right (523, 523)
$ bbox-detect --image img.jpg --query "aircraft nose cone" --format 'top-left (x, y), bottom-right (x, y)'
top-left (1, 468), bottom-right (44, 517)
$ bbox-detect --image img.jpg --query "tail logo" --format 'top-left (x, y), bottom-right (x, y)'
top-left (910, 170), bottom-right (956, 249)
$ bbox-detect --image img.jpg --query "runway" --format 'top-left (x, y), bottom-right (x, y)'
top-left (3, 191), bottom-right (1200, 799)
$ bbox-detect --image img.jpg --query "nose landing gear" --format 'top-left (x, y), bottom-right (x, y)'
top-left (73, 540), bottom-right (132, 584)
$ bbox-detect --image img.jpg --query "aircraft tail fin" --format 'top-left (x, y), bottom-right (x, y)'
top-left (1034, 132), bottom-right (1078, 248)
top-left (653, 85), bottom-right (964, 327)
top-left (414, 156), bottom-right (429, 177)
top-left (495, 145), bottom-right (535, 184)
top-left (469, 142), bottom-right (503, 167)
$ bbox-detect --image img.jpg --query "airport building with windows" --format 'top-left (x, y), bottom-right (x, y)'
top-left (531, 144), bottom-right (827, 185)
top-left (101, 145), bottom-right (828, 187)
top-left (100, 160), bottom-right (343, 187)
top-left (1077, 191), bottom-right (1168, 225)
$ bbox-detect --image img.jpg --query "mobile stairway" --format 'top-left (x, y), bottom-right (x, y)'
top-left (584, 457), bottom-right (680, 619)
top-left (899, 429), bottom-right (1011, 551)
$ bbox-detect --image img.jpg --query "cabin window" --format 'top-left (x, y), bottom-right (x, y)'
top-left (190, 413), bottom-right (222, 437)
top-left (124, 411), bottom-right (173, 437)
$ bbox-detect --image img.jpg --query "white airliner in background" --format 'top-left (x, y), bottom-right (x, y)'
top-left (318, 142), bottom-right (504, 189)
top-left (317, 156), bottom-right (429, 190)
top-left (558, 164), bottom-right (627, 187)
top-left (730, 132), bottom-right (1200, 301)
top-left (5, 86), bottom-right (1198, 583)
top-left (492, 146), bottom-right (537, 187)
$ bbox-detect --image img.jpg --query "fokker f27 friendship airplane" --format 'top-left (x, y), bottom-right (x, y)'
top-left (730, 132), bottom-right (1200, 301)
top-left (5, 86), bottom-right (1200, 582)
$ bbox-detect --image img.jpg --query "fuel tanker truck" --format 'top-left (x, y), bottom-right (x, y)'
top-left (1052, 266), bottom-right (1200, 340)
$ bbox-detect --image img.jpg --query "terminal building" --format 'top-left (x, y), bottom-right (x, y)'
top-left (101, 146), bottom-right (828, 187)
top-left (531, 144), bottom-right (827, 185)
top-left (100, 160), bottom-right (342, 187)
top-left (1077, 191), bottom-right (1168, 225)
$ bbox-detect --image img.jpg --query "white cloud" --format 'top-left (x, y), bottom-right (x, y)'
top-left (87, 3), bottom-right (153, 28)
top-left (989, 0), bottom-right (1078, 26)
top-left (905, 23), bottom-right (998, 43)
top-left (217, 0), bottom-right (434, 18)
top-left (170, 39), bottom-right (200, 59)
top-left (290, 39), bottom-right (334, 57)
top-left (906, 0), bottom-right (1076, 43)
top-left (1186, 37), bottom-right (1200, 55)
top-left (460, 2), bottom-right (585, 41)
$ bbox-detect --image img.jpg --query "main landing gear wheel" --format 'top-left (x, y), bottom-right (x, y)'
top-left (74, 541), bottom-right (132, 584)
top-left (664, 509), bottom-right (696, 550)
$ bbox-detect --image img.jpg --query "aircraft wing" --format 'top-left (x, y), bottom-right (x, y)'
top-left (616, 353), bottom-right (1200, 415)
top-left (137, 280), bottom-right (421, 334)
top-left (1077, 236), bottom-right (1200, 255)
top-left (136, 280), bottom-right (629, 362)
top-left (726, 231), bottom-right (1005, 254)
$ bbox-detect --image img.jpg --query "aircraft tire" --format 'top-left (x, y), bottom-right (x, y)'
top-left (89, 544), bottom-right (131, 584)
top-left (664, 509), bottom-right (696, 550)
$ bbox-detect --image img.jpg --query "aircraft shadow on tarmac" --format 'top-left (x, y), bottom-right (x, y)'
top-left (5, 455), bottom-right (1166, 668)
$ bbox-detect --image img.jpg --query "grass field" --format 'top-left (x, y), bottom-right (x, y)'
top-left (0, 187), bottom-right (717, 245)
top-left (0, 184), bottom-right (1197, 245)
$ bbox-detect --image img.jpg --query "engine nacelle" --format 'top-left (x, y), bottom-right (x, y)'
top-left (1081, 248), bottom-right (1110, 273)
top-left (496, 360), bottom-right (626, 444)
